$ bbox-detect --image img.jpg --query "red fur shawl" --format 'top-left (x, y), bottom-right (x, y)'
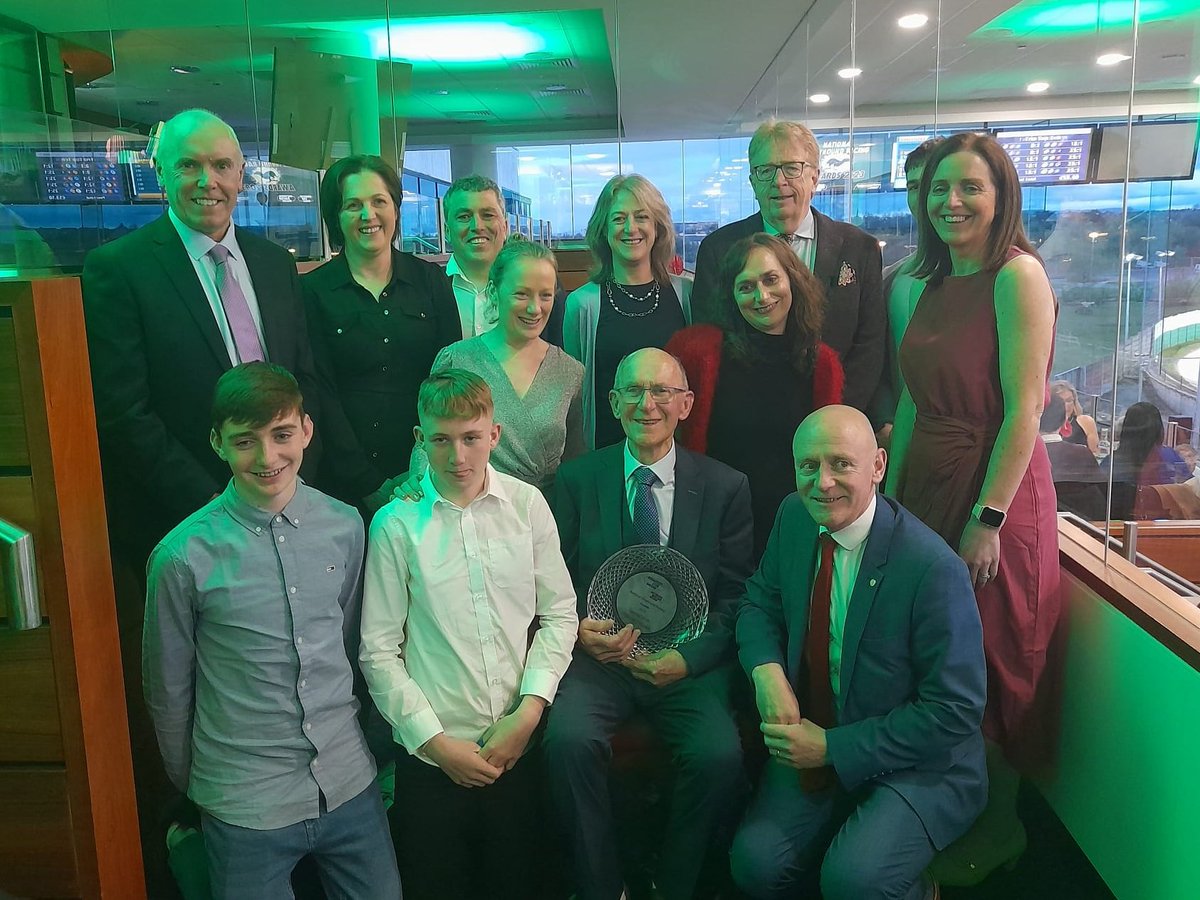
top-left (666, 323), bottom-right (845, 455)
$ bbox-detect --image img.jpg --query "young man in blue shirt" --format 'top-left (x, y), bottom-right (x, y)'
top-left (143, 361), bottom-right (401, 899)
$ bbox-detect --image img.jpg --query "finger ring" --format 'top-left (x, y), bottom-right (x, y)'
top-left (980, 574), bottom-right (990, 582)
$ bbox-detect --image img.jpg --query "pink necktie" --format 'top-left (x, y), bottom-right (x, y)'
top-left (208, 244), bottom-right (265, 363)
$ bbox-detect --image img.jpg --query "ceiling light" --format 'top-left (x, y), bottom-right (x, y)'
top-left (837, 67), bottom-right (862, 79)
top-left (1096, 53), bottom-right (1131, 66)
top-left (170, 65), bottom-right (200, 75)
top-left (1026, 81), bottom-right (1050, 93)
top-left (898, 13), bottom-right (929, 29)
top-left (542, 83), bottom-right (569, 92)
top-left (810, 93), bottom-right (831, 103)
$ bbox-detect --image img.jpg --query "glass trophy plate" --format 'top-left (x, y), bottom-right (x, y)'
top-left (586, 545), bottom-right (708, 653)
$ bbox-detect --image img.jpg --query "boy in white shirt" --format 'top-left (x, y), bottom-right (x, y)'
top-left (360, 368), bottom-right (578, 899)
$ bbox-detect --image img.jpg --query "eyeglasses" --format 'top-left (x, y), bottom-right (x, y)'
top-left (615, 384), bottom-right (689, 404)
top-left (750, 161), bottom-right (816, 183)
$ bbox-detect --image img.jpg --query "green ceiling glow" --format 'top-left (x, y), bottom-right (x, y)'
top-left (370, 20), bottom-right (546, 63)
top-left (979, 0), bottom-right (1181, 36)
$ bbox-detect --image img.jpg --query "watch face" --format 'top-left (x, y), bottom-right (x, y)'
top-left (979, 506), bottom-right (1005, 527)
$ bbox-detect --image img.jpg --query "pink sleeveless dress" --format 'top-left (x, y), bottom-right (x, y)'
top-left (898, 249), bottom-right (1061, 766)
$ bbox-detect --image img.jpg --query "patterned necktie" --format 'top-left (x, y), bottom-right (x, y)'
top-left (805, 532), bottom-right (837, 729)
top-left (208, 244), bottom-right (265, 363)
top-left (632, 465), bottom-right (660, 545)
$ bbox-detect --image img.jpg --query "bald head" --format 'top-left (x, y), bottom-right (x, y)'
top-left (792, 405), bottom-right (886, 533)
top-left (614, 348), bottom-right (688, 392)
top-left (609, 348), bottom-right (693, 464)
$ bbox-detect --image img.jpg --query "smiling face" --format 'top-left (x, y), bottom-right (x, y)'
top-left (337, 171), bottom-right (397, 256)
top-left (609, 348), bottom-right (693, 462)
top-left (749, 134), bottom-right (819, 234)
top-left (446, 189), bottom-right (508, 270)
top-left (415, 412), bottom-right (500, 506)
top-left (733, 246), bottom-right (793, 335)
top-left (793, 406), bottom-right (886, 533)
top-left (157, 119), bottom-right (245, 240)
top-left (211, 409), bottom-right (313, 514)
top-left (927, 150), bottom-right (997, 264)
top-left (607, 190), bottom-right (655, 273)
top-left (492, 257), bottom-right (557, 342)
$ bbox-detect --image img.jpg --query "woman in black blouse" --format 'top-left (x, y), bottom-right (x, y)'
top-left (303, 155), bottom-right (459, 510)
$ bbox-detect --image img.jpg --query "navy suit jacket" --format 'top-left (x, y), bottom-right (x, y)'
top-left (691, 210), bottom-right (886, 416)
top-left (736, 492), bottom-right (987, 849)
top-left (82, 214), bottom-right (322, 559)
top-left (553, 443), bottom-right (755, 677)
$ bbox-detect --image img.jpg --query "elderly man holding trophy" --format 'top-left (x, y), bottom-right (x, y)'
top-left (544, 347), bottom-right (755, 900)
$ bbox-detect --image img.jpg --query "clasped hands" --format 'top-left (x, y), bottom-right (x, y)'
top-left (578, 617), bottom-right (688, 688)
top-left (422, 696), bottom-right (546, 788)
top-left (752, 663), bottom-right (828, 770)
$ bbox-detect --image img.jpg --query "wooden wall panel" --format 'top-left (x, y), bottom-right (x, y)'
top-left (0, 627), bottom-right (62, 762)
top-left (0, 315), bottom-right (30, 467)
top-left (0, 769), bottom-right (78, 899)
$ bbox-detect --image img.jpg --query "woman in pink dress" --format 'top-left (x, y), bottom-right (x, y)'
top-left (885, 132), bottom-right (1061, 886)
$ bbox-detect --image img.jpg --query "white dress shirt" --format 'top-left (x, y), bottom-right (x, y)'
top-left (360, 465), bottom-right (578, 763)
top-left (765, 208), bottom-right (817, 271)
top-left (820, 492), bottom-right (877, 698)
top-left (446, 253), bottom-right (495, 338)
top-left (168, 208), bottom-right (267, 365)
top-left (623, 440), bottom-right (676, 546)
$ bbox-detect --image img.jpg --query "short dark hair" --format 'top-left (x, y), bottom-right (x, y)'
top-left (1039, 392), bottom-right (1067, 434)
top-left (904, 136), bottom-right (946, 175)
top-left (443, 174), bottom-right (505, 216)
top-left (211, 362), bottom-right (304, 432)
top-left (914, 132), bottom-right (1040, 285)
top-left (418, 369), bottom-right (494, 422)
top-left (319, 155), bottom-right (402, 250)
top-left (714, 233), bottom-right (824, 372)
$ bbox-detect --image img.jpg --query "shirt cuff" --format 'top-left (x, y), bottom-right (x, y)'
top-left (395, 708), bottom-right (445, 755)
top-left (519, 667), bottom-right (560, 706)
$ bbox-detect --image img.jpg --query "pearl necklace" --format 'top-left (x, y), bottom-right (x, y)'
top-left (606, 280), bottom-right (660, 318)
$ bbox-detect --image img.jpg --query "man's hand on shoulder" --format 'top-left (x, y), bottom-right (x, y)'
top-left (751, 663), bottom-right (801, 725)
top-left (621, 648), bottom-right (688, 688)
top-left (422, 734), bottom-right (502, 788)
top-left (578, 617), bottom-right (639, 664)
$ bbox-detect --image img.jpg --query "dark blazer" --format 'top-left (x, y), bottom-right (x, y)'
top-left (736, 493), bottom-right (987, 849)
top-left (554, 442), bottom-right (755, 676)
top-left (82, 214), bottom-right (322, 558)
top-left (691, 210), bottom-right (886, 414)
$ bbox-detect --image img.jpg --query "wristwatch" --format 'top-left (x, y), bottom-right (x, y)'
top-left (971, 502), bottom-right (1006, 528)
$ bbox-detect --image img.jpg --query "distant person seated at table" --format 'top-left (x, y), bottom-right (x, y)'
top-left (1050, 380), bottom-right (1099, 454)
top-left (1108, 401), bottom-right (1191, 519)
top-left (1040, 393), bottom-right (1104, 520)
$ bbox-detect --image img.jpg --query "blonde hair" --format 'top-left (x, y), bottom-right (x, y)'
top-left (584, 174), bottom-right (675, 285)
top-left (748, 119), bottom-right (819, 166)
top-left (417, 369), bottom-right (494, 421)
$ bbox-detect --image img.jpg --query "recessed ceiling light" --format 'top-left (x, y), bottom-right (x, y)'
top-left (1026, 81), bottom-right (1050, 93)
top-left (1096, 53), bottom-right (1131, 66)
top-left (433, 89), bottom-right (449, 95)
top-left (898, 13), bottom-right (929, 29)
top-left (170, 65), bottom-right (200, 75)
top-left (542, 83), bottom-right (569, 92)
top-left (837, 67), bottom-right (862, 79)
top-left (810, 93), bottom-right (831, 103)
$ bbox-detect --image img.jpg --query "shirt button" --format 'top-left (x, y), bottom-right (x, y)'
top-left (383, 337), bottom-right (390, 343)
top-left (373, 422), bottom-right (380, 429)
top-left (278, 535), bottom-right (286, 543)
top-left (255, 527), bottom-right (262, 534)
top-left (381, 291), bottom-right (388, 298)
top-left (336, 328), bottom-right (343, 334)
top-left (293, 518), bottom-right (300, 525)
top-left (372, 451), bottom-right (379, 458)
top-left (300, 679), bottom-right (307, 688)
top-left (297, 636), bottom-right (304, 645)
top-left (381, 365), bottom-right (389, 373)
top-left (290, 586), bottom-right (297, 594)
top-left (383, 309), bottom-right (390, 316)
top-left (305, 723), bottom-right (312, 732)
top-left (419, 312), bottom-right (427, 319)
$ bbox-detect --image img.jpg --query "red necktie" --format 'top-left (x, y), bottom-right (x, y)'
top-left (805, 532), bottom-right (837, 729)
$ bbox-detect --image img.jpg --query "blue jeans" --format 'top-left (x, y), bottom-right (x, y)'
top-left (201, 783), bottom-right (401, 900)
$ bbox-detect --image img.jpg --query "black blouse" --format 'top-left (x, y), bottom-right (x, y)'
top-left (302, 249), bottom-right (460, 501)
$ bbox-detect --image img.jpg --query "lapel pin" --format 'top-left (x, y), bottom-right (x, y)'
top-left (869, 578), bottom-right (877, 587)
top-left (838, 261), bottom-right (857, 286)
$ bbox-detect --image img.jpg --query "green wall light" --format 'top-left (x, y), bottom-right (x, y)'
top-left (980, 0), bottom-right (1179, 37)
top-left (367, 19), bottom-right (547, 64)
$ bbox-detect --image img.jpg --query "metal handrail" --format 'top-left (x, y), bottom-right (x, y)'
top-left (1058, 512), bottom-right (1200, 600)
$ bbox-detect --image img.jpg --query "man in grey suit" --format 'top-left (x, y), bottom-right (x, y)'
top-left (731, 406), bottom-right (986, 900)
top-left (545, 347), bottom-right (755, 900)
top-left (691, 121), bottom-right (886, 414)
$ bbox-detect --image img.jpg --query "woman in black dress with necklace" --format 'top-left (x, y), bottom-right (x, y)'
top-left (563, 174), bottom-right (690, 449)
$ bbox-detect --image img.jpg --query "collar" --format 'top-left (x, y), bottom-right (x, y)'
top-left (446, 253), bottom-right (487, 291)
top-left (169, 207), bottom-right (239, 263)
top-left (623, 440), bottom-right (677, 489)
top-left (424, 462), bottom-right (509, 510)
top-left (1041, 433), bottom-right (1064, 444)
top-left (763, 208), bottom-right (815, 241)
top-left (220, 479), bottom-right (309, 534)
top-left (822, 492), bottom-right (876, 552)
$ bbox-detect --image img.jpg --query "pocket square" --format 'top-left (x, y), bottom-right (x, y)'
top-left (837, 261), bottom-right (856, 286)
